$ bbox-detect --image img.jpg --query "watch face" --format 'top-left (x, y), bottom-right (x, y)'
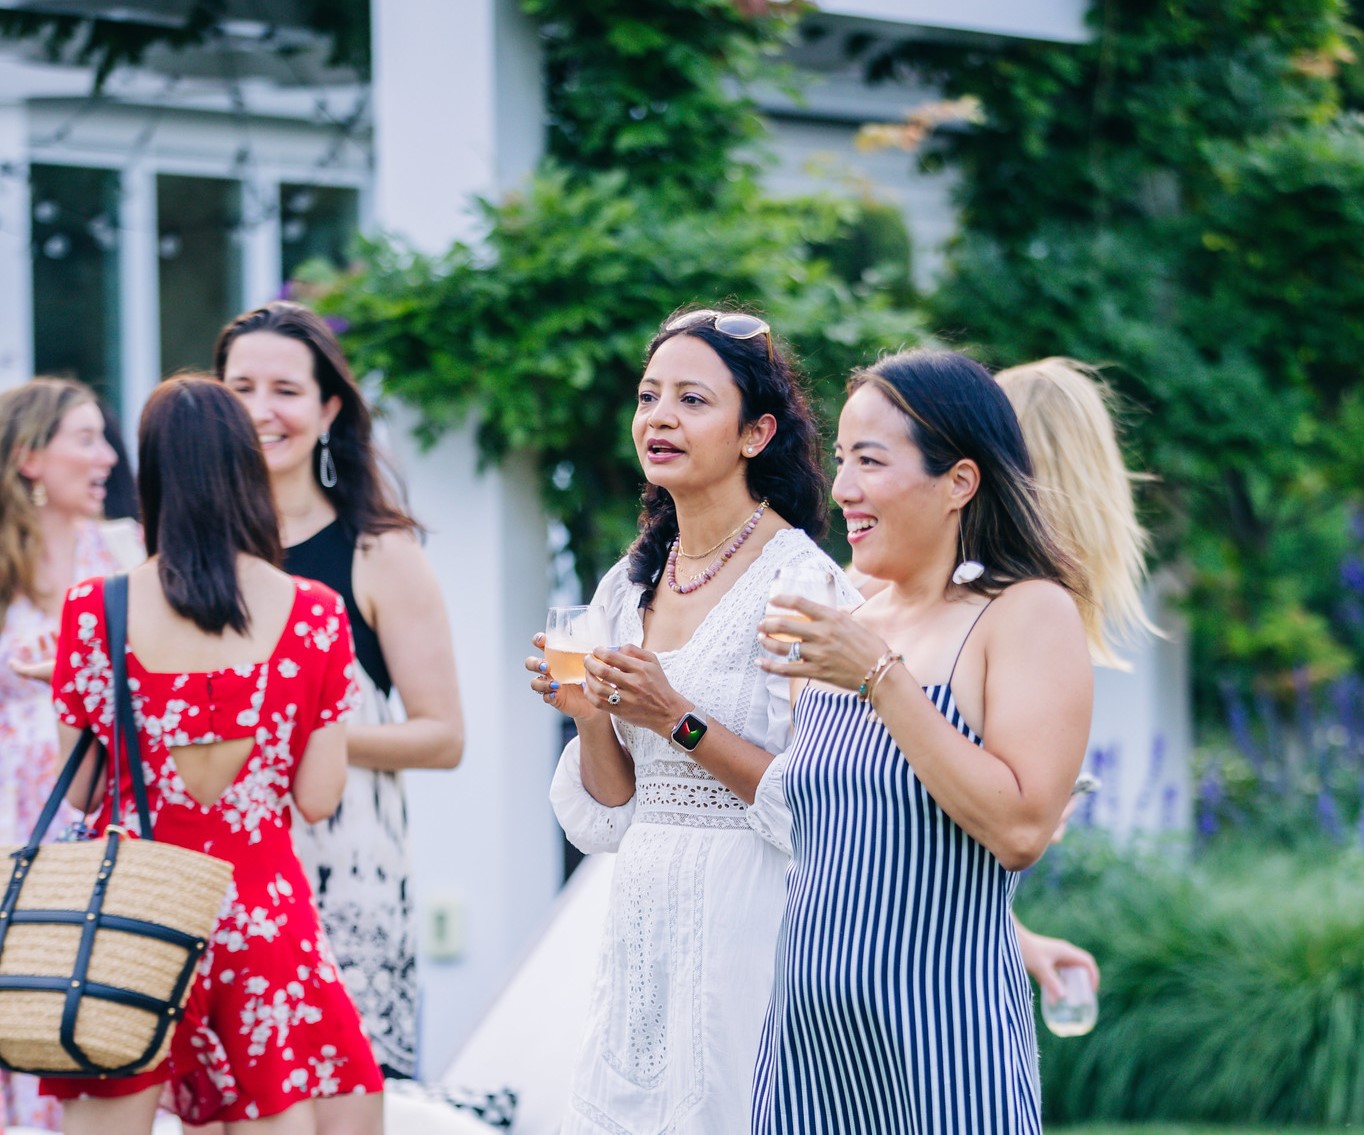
top-left (674, 713), bottom-right (706, 751)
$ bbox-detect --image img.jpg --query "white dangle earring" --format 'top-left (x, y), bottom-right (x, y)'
top-left (952, 523), bottom-right (984, 586)
top-left (318, 429), bottom-right (338, 489)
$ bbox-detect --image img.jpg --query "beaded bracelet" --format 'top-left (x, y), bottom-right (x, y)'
top-left (857, 651), bottom-right (903, 703)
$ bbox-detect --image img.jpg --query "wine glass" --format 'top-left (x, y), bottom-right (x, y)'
top-left (543, 605), bottom-right (611, 685)
top-left (765, 566), bottom-right (837, 643)
top-left (1041, 964), bottom-right (1098, 1037)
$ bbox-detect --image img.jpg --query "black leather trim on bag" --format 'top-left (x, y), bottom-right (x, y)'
top-left (0, 573), bottom-right (231, 1078)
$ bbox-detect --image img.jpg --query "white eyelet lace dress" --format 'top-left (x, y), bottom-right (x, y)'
top-left (550, 529), bottom-right (857, 1134)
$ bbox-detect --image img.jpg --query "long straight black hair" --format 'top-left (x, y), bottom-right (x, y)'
top-left (850, 349), bottom-right (1088, 603)
top-left (627, 309), bottom-right (828, 590)
top-left (138, 376), bottom-right (282, 634)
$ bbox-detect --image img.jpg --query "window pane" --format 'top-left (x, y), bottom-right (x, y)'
top-left (280, 183), bottom-right (359, 282)
top-left (158, 174), bottom-right (242, 375)
top-left (30, 164), bottom-right (122, 413)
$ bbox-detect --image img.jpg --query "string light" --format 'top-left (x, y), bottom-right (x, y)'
top-left (10, 18), bottom-right (371, 260)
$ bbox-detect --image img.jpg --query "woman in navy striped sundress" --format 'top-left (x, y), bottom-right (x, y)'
top-left (750, 349), bottom-right (1095, 1134)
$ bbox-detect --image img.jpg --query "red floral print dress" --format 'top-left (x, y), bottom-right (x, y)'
top-left (40, 576), bottom-right (383, 1124)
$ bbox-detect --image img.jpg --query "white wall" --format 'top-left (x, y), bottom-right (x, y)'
top-left (1082, 583), bottom-right (1193, 842)
top-left (369, 0), bottom-right (559, 1075)
top-left (0, 102), bottom-right (33, 392)
top-left (818, 0), bottom-right (1089, 42)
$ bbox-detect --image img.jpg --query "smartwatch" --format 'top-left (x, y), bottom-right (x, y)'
top-left (669, 709), bottom-right (709, 753)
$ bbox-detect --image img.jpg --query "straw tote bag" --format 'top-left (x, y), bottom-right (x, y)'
top-left (0, 574), bottom-right (234, 1077)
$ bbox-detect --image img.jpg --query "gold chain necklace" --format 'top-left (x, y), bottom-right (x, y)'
top-left (677, 509), bottom-right (759, 560)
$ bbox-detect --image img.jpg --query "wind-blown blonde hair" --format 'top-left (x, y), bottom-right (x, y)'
top-left (0, 377), bottom-right (97, 623)
top-left (995, 357), bottom-right (1159, 670)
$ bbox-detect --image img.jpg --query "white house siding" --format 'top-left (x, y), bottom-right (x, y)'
top-left (368, 0), bottom-right (561, 1079)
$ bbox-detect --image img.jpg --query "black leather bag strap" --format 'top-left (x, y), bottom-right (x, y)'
top-left (14, 729), bottom-right (97, 857)
top-left (102, 574), bottom-right (154, 841)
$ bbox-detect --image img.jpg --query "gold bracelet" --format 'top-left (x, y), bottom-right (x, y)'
top-left (857, 651), bottom-right (902, 702)
top-left (867, 654), bottom-right (905, 704)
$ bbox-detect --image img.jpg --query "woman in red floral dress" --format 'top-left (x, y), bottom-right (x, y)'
top-left (41, 377), bottom-right (383, 1133)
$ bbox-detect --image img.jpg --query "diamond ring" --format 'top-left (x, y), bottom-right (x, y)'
top-left (788, 642), bottom-right (802, 663)
top-left (607, 687), bottom-right (622, 706)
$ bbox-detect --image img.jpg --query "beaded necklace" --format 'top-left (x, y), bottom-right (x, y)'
top-left (665, 499), bottom-right (769, 594)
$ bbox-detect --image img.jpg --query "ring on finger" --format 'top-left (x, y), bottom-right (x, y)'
top-left (788, 641), bottom-right (802, 663)
top-left (606, 684), bottom-right (622, 706)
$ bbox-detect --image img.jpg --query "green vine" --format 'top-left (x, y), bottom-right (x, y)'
top-left (315, 0), bottom-right (921, 589)
top-left (854, 0), bottom-right (1364, 698)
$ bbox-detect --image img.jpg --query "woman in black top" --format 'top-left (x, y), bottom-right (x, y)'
top-left (215, 302), bottom-right (464, 1120)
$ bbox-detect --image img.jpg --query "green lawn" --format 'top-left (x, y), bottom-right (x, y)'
top-left (1056, 1127), bottom-right (1348, 1134)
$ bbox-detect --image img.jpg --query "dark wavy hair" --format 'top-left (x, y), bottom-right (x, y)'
top-left (212, 301), bottom-right (421, 544)
top-left (139, 377), bottom-right (282, 634)
top-left (626, 308), bottom-right (828, 589)
top-left (849, 349), bottom-right (1088, 602)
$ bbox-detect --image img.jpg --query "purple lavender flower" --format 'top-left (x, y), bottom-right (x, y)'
top-left (1197, 763), bottom-right (1223, 838)
top-left (1220, 681), bottom-right (1262, 770)
top-left (1161, 783), bottom-right (1180, 830)
top-left (1317, 790), bottom-right (1342, 840)
top-left (1350, 507), bottom-right (1364, 543)
top-left (1341, 556), bottom-right (1364, 594)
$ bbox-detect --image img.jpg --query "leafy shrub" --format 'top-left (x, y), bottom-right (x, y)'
top-left (1017, 837), bottom-right (1364, 1124)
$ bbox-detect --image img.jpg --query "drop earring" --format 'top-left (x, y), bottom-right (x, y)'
top-left (952, 525), bottom-right (984, 586)
top-left (318, 429), bottom-right (338, 489)
top-left (30, 481), bottom-right (47, 508)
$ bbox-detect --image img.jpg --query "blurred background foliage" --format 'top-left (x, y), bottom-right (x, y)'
top-left (309, 0), bottom-right (1364, 720)
top-left (1017, 834), bottom-right (1364, 1124)
top-left (853, 0), bottom-right (1364, 711)
top-left (311, 0), bottom-right (926, 588)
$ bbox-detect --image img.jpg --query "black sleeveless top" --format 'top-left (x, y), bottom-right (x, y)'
top-left (283, 520), bottom-right (393, 696)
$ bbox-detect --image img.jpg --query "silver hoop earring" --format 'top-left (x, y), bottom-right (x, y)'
top-left (318, 429), bottom-right (338, 489)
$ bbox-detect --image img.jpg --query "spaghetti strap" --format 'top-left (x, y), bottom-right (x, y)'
top-left (947, 600), bottom-right (993, 687)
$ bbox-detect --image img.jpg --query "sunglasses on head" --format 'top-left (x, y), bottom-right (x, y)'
top-left (664, 310), bottom-right (774, 361)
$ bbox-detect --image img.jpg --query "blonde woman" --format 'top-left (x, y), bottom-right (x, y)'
top-left (0, 378), bottom-right (122, 1130)
top-left (995, 356), bottom-right (1157, 669)
top-left (998, 356), bottom-right (1158, 1002)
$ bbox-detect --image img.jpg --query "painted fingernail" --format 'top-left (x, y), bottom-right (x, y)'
top-left (538, 661), bottom-right (548, 672)
top-left (549, 681), bottom-right (560, 691)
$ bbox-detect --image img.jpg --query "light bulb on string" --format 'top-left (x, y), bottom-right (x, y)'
top-left (86, 215), bottom-right (117, 251)
top-left (42, 233), bottom-right (70, 260)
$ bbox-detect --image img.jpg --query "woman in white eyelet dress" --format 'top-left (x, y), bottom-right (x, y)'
top-left (552, 534), bottom-right (858, 1133)
top-left (530, 309), bottom-right (856, 1133)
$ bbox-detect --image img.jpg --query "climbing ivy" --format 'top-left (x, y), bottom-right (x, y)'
top-left (316, 0), bottom-right (923, 587)
top-left (852, 0), bottom-right (1364, 697)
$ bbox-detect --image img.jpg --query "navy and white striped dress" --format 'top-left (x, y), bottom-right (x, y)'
top-left (751, 682), bottom-right (1042, 1134)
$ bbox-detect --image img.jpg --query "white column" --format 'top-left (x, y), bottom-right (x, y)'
top-left (370, 0), bottom-right (551, 1074)
top-left (0, 104), bottom-right (33, 392)
top-left (240, 170), bottom-right (282, 308)
top-left (118, 163), bottom-right (160, 434)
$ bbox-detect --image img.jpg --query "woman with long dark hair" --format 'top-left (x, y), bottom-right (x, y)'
top-left (525, 309), bottom-right (857, 1130)
top-left (215, 302), bottom-right (463, 1100)
top-left (41, 377), bottom-right (383, 1131)
top-left (750, 349), bottom-right (1094, 1133)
